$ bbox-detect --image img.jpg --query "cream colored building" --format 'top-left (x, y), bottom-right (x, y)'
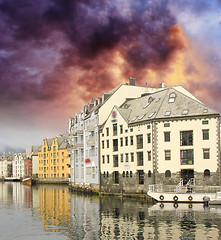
top-left (100, 86), bottom-right (220, 193)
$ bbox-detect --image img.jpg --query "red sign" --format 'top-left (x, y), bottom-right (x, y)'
top-left (85, 158), bottom-right (91, 163)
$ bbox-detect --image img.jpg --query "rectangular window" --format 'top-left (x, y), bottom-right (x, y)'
top-left (106, 140), bottom-right (109, 148)
top-left (106, 127), bottom-right (109, 136)
top-left (137, 152), bottom-right (144, 166)
top-left (147, 133), bottom-right (151, 143)
top-left (102, 155), bottom-right (105, 164)
top-left (165, 150), bottom-right (171, 160)
top-left (164, 132), bottom-right (170, 142)
top-left (114, 171), bottom-right (119, 184)
top-left (120, 154), bottom-right (123, 163)
top-left (180, 131), bottom-right (193, 146)
top-left (130, 136), bottom-right (134, 145)
top-left (54, 159), bottom-right (56, 165)
top-left (62, 166), bottom-right (64, 170)
top-left (180, 149), bottom-right (194, 165)
top-left (202, 130), bottom-right (209, 140)
top-left (125, 153), bottom-right (129, 162)
top-left (138, 170), bottom-right (144, 184)
top-left (125, 137), bottom-right (128, 146)
top-left (120, 138), bottom-right (123, 147)
top-left (137, 135), bottom-right (143, 149)
top-left (203, 148), bottom-right (210, 159)
top-left (147, 151), bottom-right (151, 161)
top-left (113, 139), bottom-right (118, 152)
top-left (120, 125), bottom-right (123, 134)
top-left (113, 155), bottom-right (119, 167)
top-left (131, 153), bottom-right (134, 162)
top-left (113, 124), bottom-right (117, 136)
top-left (202, 120), bottom-right (209, 125)
top-left (107, 155), bottom-right (110, 163)
top-left (164, 123), bottom-right (170, 127)
top-left (102, 141), bottom-right (105, 149)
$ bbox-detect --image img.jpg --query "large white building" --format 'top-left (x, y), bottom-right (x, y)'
top-left (0, 152), bottom-right (13, 177)
top-left (100, 86), bottom-right (220, 193)
top-left (12, 152), bottom-right (25, 178)
top-left (68, 78), bottom-right (159, 190)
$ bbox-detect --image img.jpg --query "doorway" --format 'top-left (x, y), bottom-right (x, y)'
top-left (181, 169), bottom-right (194, 185)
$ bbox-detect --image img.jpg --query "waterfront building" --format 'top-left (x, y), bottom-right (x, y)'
top-left (0, 152), bottom-right (13, 177)
top-left (100, 86), bottom-right (220, 193)
top-left (31, 145), bottom-right (41, 178)
top-left (12, 152), bottom-right (25, 178)
top-left (38, 135), bottom-right (70, 181)
top-left (24, 148), bottom-right (32, 178)
top-left (68, 78), bottom-right (159, 191)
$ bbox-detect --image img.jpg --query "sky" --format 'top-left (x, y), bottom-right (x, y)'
top-left (0, 0), bottom-right (221, 153)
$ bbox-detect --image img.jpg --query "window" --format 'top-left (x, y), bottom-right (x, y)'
top-left (204, 169), bottom-right (210, 177)
top-left (113, 155), bottom-right (119, 167)
top-left (102, 155), bottom-right (105, 164)
top-left (148, 112), bottom-right (156, 118)
top-left (114, 171), bottom-right (119, 184)
top-left (203, 148), bottom-right (210, 159)
top-left (122, 171), bottom-right (125, 177)
top-left (147, 151), bottom-right (151, 161)
top-left (120, 154), bottom-right (123, 163)
top-left (131, 153), bottom-right (134, 162)
top-left (102, 141), bottom-right (104, 149)
top-left (137, 152), bottom-right (144, 166)
top-left (137, 135), bottom-right (143, 149)
top-left (125, 153), bottom-right (129, 162)
top-left (126, 171), bottom-right (129, 177)
top-left (106, 128), bottom-right (109, 136)
top-left (180, 131), bottom-right (193, 146)
top-left (107, 155), bottom-right (110, 163)
top-left (202, 130), bottom-right (209, 140)
top-left (62, 166), bottom-right (64, 170)
top-left (130, 171), bottom-right (133, 177)
top-left (113, 124), bottom-right (117, 136)
top-left (165, 150), bottom-right (171, 160)
top-left (168, 92), bottom-right (176, 103)
top-left (180, 150), bottom-right (194, 165)
top-left (107, 140), bottom-right (109, 148)
top-left (130, 128), bottom-right (133, 132)
top-left (113, 139), bottom-right (118, 152)
top-left (130, 136), bottom-right (134, 145)
top-left (103, 171), bottom-right (106, 177)
top-left (107, 171), bottom-right (109, 177)
top-left (148, 170), bottom-right (151, 178)
top-left (165, 170), bottom-right (171, 178)
top-left (62, 152), bottom-right (64, 156)
top-left (164, 123), bottom-right (170, 127)
top-left (125, 137), bottom-right (128, 146)
top-left (120, 125), bottom-right (123, 134)
top-left (147, 125), bottom-right (151, 129)
top-left (182, 109), bottom-right (189, 115)
top-left (164, 132), bottom-right (170, 142)
top-left (147, 133), bottom-right (151, 143)
top-left (165, 111), bottom-right (171, 116)
top-left (120, 138), bottom-right (123, 147)
top-left (138, 170), bottom-right (144, 184)
top-left (202, 120), bottom-right (209, 125)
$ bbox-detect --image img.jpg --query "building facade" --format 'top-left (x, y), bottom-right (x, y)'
top-left (0, 152), bottom-right (13, 177)
top-left (31, 145), bottom-right (41, 178)
top-left (12, 152), bottom-right (25, 178)
top-left (38, 136), bottom-right (70, 181)
top-left (100, 86), bottom-right (220, 193)
top-left (68, 79), bottom-right (159, 191)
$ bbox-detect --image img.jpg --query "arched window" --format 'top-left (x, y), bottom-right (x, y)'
top-left (165, 170), bottom-right (171, 178)
top-left (122, 171), bottom-right (125, 177)
top-left (106, 171), bottom-right (109, 177)
top-left (103, 171), bottom-right (106, 177)
top-left (204, 169), bottom-right (210, 177)
top-left (126, 171), bottom-right (129, 177)
top-left (148, 170), bottom-right (152, 178)
top-left (168, 92), bottom-right (176, 103)
top-left (130, 171), bottom-right (133, 177)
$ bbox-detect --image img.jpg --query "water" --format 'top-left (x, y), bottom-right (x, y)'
top-left (0, 182), bottom-right (221, 240)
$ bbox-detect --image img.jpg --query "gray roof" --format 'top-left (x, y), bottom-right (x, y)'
top-left (32, 145), bottom-right (42, 155)
top-left (119, 87), bottom-right (220, 124)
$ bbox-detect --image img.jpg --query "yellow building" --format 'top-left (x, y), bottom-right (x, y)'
top-left (38, 136), bottom-right (70, 180)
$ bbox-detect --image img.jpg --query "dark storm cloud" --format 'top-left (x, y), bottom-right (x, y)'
top-left (0, 0), bottom-right (184, 105)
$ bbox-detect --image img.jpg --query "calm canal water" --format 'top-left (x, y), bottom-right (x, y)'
top-left (0, 182), bottom-right (221, 240)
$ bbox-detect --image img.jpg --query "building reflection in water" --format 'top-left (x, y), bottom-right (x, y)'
top-left (38, 184), bottom-right (71, 232)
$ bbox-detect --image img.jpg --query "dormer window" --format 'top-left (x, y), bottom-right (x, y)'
top-left (138, 114), bottom-right (145, 120)
top-left (203, 109), bottom-right (208, 113)
top-left (168, 92), bottom-right (176, 103)
top-left (148, 112), bottom-right (156, 118)
top-left (143, 96), bottom-right (154, 108)
top-left (131, 116), bottom-right (138, 122)
top-left (182, 109), bottom-right (189, 115)
top-left (165, 111), bottom-right (171, 116)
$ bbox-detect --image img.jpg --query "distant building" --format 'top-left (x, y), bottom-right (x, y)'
top-left (31, 145), bottom-right (41, 178)
top-left (0, 152), bottom-right (13, 177)
top-left (24, 148), bottom-right (32, 178)
top-left (100, 86), bottom-right (221, 193)
top-left (38, 135), bottom-right (70, 182)
top-left (12, 152), bottom-right (25, 178)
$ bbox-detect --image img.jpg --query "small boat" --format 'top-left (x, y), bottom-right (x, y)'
top-left (209, 192), bottom-right (221, 205)
top-left (22, 177), bottom-right (32, 185)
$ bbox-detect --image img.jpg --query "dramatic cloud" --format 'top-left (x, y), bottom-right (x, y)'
top-left (0, 0), bottom-right (220, 151)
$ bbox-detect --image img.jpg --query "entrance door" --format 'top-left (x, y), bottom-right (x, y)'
top-left (181, 169), bottom-right (194, 185)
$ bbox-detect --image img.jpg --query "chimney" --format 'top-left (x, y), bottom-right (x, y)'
top-left (159, 83), bottom-right (165, 88)
top-left (129, 77), bottom-right (136, 86)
